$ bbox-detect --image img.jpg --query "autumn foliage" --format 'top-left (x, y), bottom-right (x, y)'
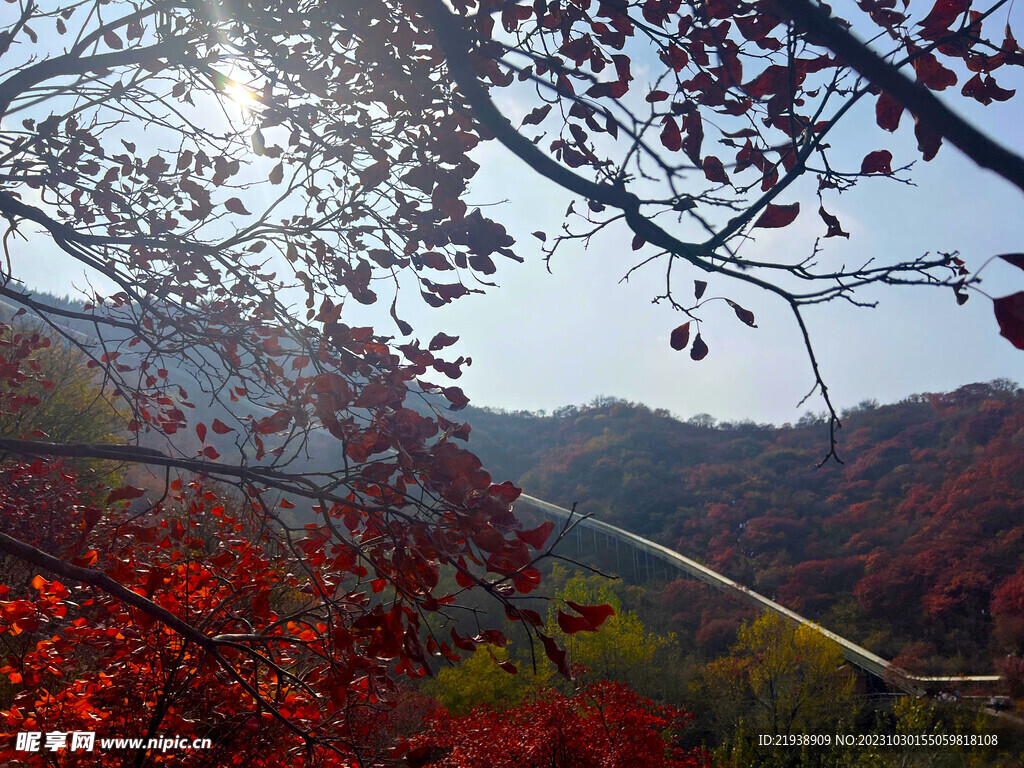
top-left (0, 0), bottom-right (1023, 762)
top-left (466, 384), bottom-right (1024, 672)
top-left (406, 681), bottom-right (707, 768)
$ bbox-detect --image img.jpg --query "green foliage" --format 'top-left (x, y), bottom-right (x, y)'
top-left (0, 325), bottom-right (125, 460)
top-left (697, 612), bottom-right (857, 741)
top-left (547, 566), bottom-right (678, 694)
top-left (423, 566), bottom-right (679, 712)
top-left (422, 646), bottom-right (551, 715)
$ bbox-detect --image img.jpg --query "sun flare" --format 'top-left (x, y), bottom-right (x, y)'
top-left (223, 80), bottom-right (258, 116)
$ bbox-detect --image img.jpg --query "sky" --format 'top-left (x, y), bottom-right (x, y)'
top-left (367, 71), bottom-right (1024, 426)
top-left (12, 4), bottom-right (1024, 427)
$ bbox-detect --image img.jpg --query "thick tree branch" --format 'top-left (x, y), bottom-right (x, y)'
top-left (0, 38), bottom-right (192, 116)
top-left (775, 0), bottom-right (1024, 194)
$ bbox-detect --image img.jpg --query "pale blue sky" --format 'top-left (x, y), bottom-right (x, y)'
top-left (383, 64), bottom-right (1024, 424)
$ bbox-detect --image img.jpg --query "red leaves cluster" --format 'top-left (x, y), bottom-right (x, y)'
top-left (406, 682), bottom-right (706, 768)
top-left (0, 324), bottom-right (53, 417)
top-left (0, 319), bottom-right (576, 763)
top-left (0, 463), bottom-right (563, 765)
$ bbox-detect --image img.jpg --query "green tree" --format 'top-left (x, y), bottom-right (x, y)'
top-left (0, 324), bottom-right (124, 449)
top-left (548, 567), bottom-right (679, 696)
top-left (425, 567), bottom-right (680, 712)
top-left (699, 612), bottom-right (856, 744)
top-left (422, 645), bottom-right (552, 715)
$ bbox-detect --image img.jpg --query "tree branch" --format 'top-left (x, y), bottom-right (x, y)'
top-left (775, 0), bottom-right (1024, 194)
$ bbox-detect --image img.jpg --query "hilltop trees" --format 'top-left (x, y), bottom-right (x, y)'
top-left (465, 385), bottom-right (1024, 670)
top-left (0, 0), bottom-right (1022, 762)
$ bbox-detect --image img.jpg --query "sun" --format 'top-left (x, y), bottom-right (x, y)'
top-left (208, 69), bottom-right (260, 121)
top-left (223, 79), bottom-right (258, 117)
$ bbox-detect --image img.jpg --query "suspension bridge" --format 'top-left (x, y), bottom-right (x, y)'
top-left (516, 493), bottom-right (1002, 696)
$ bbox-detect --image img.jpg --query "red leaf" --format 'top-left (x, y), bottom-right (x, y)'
top-left (999, 254), bottom-right (1024, 271)
top-left (565, 601), bottom-right (615, 629)
top-left (515, 520), bottom-right (555, 549)
top-left (918, 0), bottom-right (969, 34)
top-left (107, 486), bottom-right (145, 505)
top-left (442, 386), bottom-right (469, 411)
top-left (202, 445), bottom-right (220, 460)
top-left (682, 113), bottom-right (704, 165)
top-left (451, 628), bottom-right (476, 651)
top-left (753, 202), bottom-right (800, 228)
top-left (875, 91), bottom-right (903, 132)
top-left (539, 632), bottom-right (571, 677)
top-left (694, 280), bottom-right (707, 299)
top-left (428, 332), bottom-right (460, 351)
top-left (487, 647), bottom-right (518, 674)
top-left (660, 117), bottom-right (682, 152)
top-left (522, 104), bottom-right (552, 125)
top-left (224, 197), bottom-right (251, 215)
top-left (962, 73), bottom-right (1016, 105)
top-left (558, 610), bottom-right (593, 634)
top-left (211, 418), bottom-right (234, 434)
top-left (196, 422), bottom-right (207, 442)
top-left (861, 150), bottom-right (893, 175)
top-left (690, 333), bottom-right (709, 361)
top-left (702, 156), bottom-right (730, 184)
top-left (914, 115), bottom-right (942, 161)
top-left (455, 567), bottom-right (476, 590)
top-left (514, 607), bottom-right (544, 626)
top-left (512, 567), bottom-right (542, 594)
top-left (913, 53), bottom-right (957, 90)
top-left (994, 292), bottom-right (1024, 350)
top-left (818, 206), bottom-right (850, 239)
top-left (469, 254), bottom-right (496, 274)
top-left (727, 300), bottom-right (757, 327)
top-left (743, 65), bottom-right (788, 98)
top-left (420, 252), bottom-right (452, 270)
top-left (255, 410), bottom-right (292, 434)
top-left (670, 322), bottom-right (691, 351)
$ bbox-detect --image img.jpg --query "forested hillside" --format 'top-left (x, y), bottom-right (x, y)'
top-left (463, 383), bottom-right (1024, 673)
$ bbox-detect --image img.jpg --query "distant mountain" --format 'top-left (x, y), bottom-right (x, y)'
top-left (461, 382), bottom-right (1024, 673)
